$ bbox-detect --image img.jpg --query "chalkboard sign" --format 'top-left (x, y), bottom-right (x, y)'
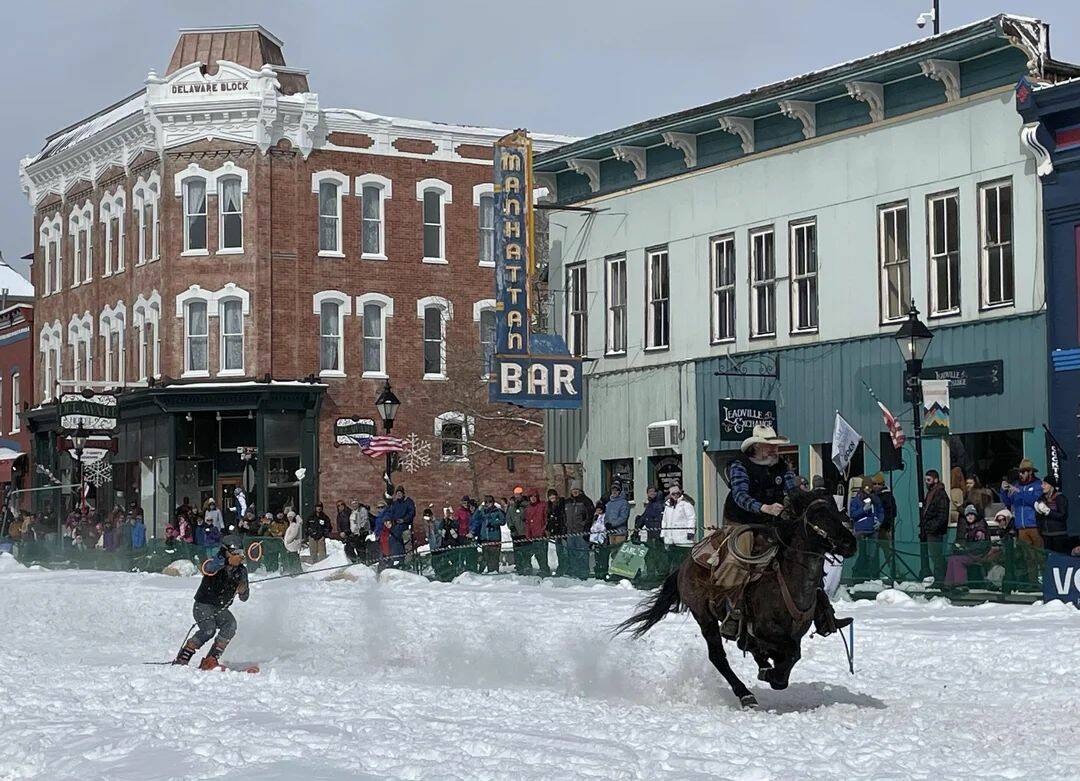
top-left (652, 455), bottom-right (683, 493)
top-left (904, 360), bottom-right (1003, 401)
top-left (719, 399), bottom-right (778, 442)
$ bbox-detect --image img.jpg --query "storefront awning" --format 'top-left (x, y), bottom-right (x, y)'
top-left (0, 447), bottom-right (25, 483)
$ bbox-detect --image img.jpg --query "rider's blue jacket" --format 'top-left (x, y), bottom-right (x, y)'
top-left (848, 492), bottom-right (883, 535)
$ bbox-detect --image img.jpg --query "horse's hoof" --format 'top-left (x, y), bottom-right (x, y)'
top-left (768, 680), bottom-right (788, 691)
top-left (740, 694), bottom-right (759, 709)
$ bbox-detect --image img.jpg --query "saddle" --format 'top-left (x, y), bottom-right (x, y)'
top-left (692, 524), bottom-right (779, 593)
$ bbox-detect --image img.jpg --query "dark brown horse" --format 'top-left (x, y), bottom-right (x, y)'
top-left (616, 489), bottom-right (857, 708)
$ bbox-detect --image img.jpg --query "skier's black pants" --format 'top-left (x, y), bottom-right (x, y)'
top-left (191, 602), bottom-right (236, 650)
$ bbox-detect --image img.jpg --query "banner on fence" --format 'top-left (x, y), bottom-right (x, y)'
top-left (1044, 553), bottom-right (1080, 607)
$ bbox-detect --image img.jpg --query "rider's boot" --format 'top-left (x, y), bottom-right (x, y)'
top-left (173, 640), bottom-right (198, 666)
top-left (720, 599), bottom-right (742, 640)
top-left (813, 589), bottom-right (852, 636)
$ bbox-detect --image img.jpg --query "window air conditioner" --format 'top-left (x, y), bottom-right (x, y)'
top-left (647, 419), bottom-right (680, 449)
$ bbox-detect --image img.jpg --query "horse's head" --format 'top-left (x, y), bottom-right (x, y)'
top-left (782, 489), bottom-right (857, 557)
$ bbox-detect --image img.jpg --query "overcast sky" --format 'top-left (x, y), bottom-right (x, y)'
top-left (3, 0), bottom-right (1079, 280)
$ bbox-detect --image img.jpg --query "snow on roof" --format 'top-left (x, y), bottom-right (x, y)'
top-left (29, 90), bottom-right (146, 165)
top-left (323, 107), bottom-right (577, 147)
top-left (0, 261), bottom-right (33, 299)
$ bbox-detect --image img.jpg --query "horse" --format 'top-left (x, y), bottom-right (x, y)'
top-left (616, 489), bottom-right (857, 709)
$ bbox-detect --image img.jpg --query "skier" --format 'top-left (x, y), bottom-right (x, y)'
top-left (173, 540), bottom-right (250, 669)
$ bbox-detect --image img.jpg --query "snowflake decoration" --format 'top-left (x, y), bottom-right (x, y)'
top-left (399, 432), bottom-right (432, 474)
top-left (84, 458), bottom-right (113, 487)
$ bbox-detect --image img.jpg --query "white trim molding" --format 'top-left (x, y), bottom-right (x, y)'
top-left (472, 299), bottom-right (496, 321)
top-left (919, 59), bottom-right (961, 102)
top-left (844, 81), bottom-right (885, 123)
top-left (355, 173), bottom-right (392, 199)
top-left (778, 100), bottom-right (816, 140)
top-left (718, 116), bottom-right (755, 154)
top-left (357, 292), bottom-right (395, 317)
top-left (311, 169), bottom-right (351, 195)
top-left (660, 131), bottom-right (697, 169)
top-left (472, 182), bottom-right (494, 205)
top-left (175, 283), bottom-right (250, 317)
top-left (434, 410), bottom-right (475, 461)
top-left (566, 159), bottom-right (600, 192)
top-left (416, 295), bottom-right (453, 320)
top-left (313, 289), bottom-right (353, 316)
top-left (612, 145), bottom-right (647, 181)
top-left (415, 178), bottom-right (452, 203)
top-left (1020, 121), bottom-right (1054, 178)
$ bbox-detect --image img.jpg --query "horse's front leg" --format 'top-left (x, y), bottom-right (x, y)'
top-left (696, 617), bottom-right (758, 709)
top-left (761, 637), bottom-right (802, 690)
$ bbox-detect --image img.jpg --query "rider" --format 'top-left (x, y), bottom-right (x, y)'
top-left (719, 425), bottom-right (849, 640)
top-left (173, 538), bottom-right (250, 669)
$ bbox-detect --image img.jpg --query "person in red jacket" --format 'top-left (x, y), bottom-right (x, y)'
top-left (523, 489), bottom-right (551, 576)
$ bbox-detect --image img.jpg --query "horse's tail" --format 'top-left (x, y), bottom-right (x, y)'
top-left (613, 571), bottom-right (683, 639)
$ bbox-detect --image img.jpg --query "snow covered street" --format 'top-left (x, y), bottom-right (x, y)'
top-left (3, 552), bottom-right (1079, 781)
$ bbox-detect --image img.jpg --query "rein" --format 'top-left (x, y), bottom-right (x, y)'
top-left (769, 497), bottom-right (838, 625)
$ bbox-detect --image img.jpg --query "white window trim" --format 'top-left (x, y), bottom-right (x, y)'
top-left (645, 247), bottom-right (670, 350)
top-left (180, 174), bottom-right (210, 257)
top-left (136, 291), bottom-right (162, 379)
top-left (217, 297), bottom-right (246, 377)
top-left (978, 179), bottom-right (1014, 310)
top-left (927, 191), bottom-right (961, 317)
top-left (312, 291), bottom-right (352, 378)
top-left (473, 299), bottom-right (497, 378)
top-left (182, 299), bottom-right (211, 379)
top-left (605, 256), bottom-right (627, 356)
top-left (38, 214), bottom-right (62, 297)
top-left (97, 301), bottom-right (126, 385)
top-left (69, 202), bottom-right (94, 287)
top-left (417, 178), bottom-right (453, 264)
top-left (217, 168), bottom-right (247, 255)
top-left (435, 411), bottom-right (474, 462)
top-left (565, 263), bottom-right (588, 358)
top-left (878, 203), bottom-right (911, 324)
top-left (417, 295), bottom-right (453, 379)
top-left (133, 171), bottom-right (161, 264)
top-left (357, 293), bottom-right (394, 378)
top-left (750, 227), bottom-right (777, 338)
top-left (9, 371), bottom-right (19, 434)
top-left (313, 171), bottom-right (350, 258)
top-left (356, 174), bottom-right (392, 261)
top-left (474, 183), bottom-right (496, 268)
top-left (99, 188), bottom-right (125, 277)
top-left (789, 219), bottom-right (819, 335)
top-left (710, 235), bottom-right (736, 344)
top-left (67, 313), bottom-right (94, 389)
top-left (39, 322), bottom-right (62, 401)
top-left (133, 300), bottom-right (149, 382)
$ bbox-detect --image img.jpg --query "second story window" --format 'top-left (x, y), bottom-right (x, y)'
top-left (219, 177), bottom-right (243, 252)
top-left (361, 185), bottom-right (383, 256)
top-left (133, 172), bottom-right (159, 264)
top-left (711, 235), bottom-right (736, 343)
top-left (319, 182), bottom-right (340, 253)
top-left (220, 299), bottom-right (244, 374)
top-left (185, 301), bottom-right (208, 375)
top-left (479, 306), bottom-right (496, 375)
top-left (979, 180), bottom-right (1014, 308)
top-left (645, 247), bottom-right (670, 349)
top-left (879, 202), bottom-right (910, 322)
top-left (320, 300), bottom-right (343, 374)
top-left (423, 305), bottom-right (445, 377)
top-left (10, 372), bottom-right (19, 434)
top-left (750, 228), bottom-right (776, 337)
top-left (928, 191), bottom-right (960, 316)
top-left (183, 178), bottom-right (208, 253)
top-left (566, 263), bottom-right (588, 357)
top-left (790, 220), bottom-right (819, 333)
top-left (479, 192), bottom-right (495, 266)
top-left (605, 255), bottom-right (627, 356)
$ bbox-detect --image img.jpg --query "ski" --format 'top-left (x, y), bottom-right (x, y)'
top-left (143, 660), bottom-right (260, 673)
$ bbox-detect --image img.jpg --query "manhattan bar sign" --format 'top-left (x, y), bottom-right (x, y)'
top-left (171, 81), bottom-right (249, 95)
top-left (903, 360), bottom-right (1004, 401)
top-left (489, 131), bottom-right (582, 409)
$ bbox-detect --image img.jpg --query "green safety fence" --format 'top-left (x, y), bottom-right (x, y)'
top-left (842, 536), bottom-right (1049, 597)
top-left (3, 532), bottom-right (1053, 602)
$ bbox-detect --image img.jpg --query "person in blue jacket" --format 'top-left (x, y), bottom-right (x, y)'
top-left (131, 516), bottom-right (147, 549)
top-left (388, 486), bottom-right (416, 528)
top-left (386, 511), bottom-right (412, 567)
top-left (636, 485), bottom-right (667, 580)
top-left (596, 482), bottom-right (630, 579)
top-left (470, 495), bottom-right (506, 574)
top-left (1002, 458), bottom-right (1045, 584)
top-left (849, 476), bottom-right (883, 578)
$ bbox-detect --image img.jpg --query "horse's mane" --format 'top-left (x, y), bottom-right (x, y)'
top-left (783, 488), bottom-right (832, 517)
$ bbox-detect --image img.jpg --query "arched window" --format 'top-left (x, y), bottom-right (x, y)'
top-left (134, 171), bottom-right (160, 264)
top-left (68, 314), bottom-right (93, 390)
top-left (357, 293), bottom-right (394, 378)
top-left (417, 296), bottom-right (452, 379)
top-left (185, 301), bottom-right (209, 375)
top-left (218, 176), bottom-right (244, 252)
top-left (69, 203), bottom-right (94, 286)
top-left (183, 177), bottom-right (208, 253)
top-left (219, 298), bottom-right (244, 374)
top-left (38, 215), bottom-right (61, 296)
top-left (474, 184), bottom-right (495, 267)
top-left (313, 290), bottom-right (351, 376)
top-left (357, 174), bottom-right (392, 259)
top-left (312, 171), bottom-right (350, 256)
top-left (100, 187), bottom-right (125, 275)
top-left (416, 179), bottom-right (452, 263)
top-left (474, 299), bottom-right (497, 376)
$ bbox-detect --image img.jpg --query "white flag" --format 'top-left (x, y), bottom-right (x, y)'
top-left (831, 413), bottom-right (862, 473)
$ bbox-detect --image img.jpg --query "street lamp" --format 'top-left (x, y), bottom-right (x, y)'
top-left (893, 302), bottom-right (934, 578)
top-left (71, 423), bottom-right (88, 514)
top-left (375, 380), bottom-right (401, 498)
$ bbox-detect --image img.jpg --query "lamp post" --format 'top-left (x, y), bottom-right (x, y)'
top-left (375, 380), bottom-right (401, 499)
top-left (893, 302), bottom-right (934, 579)
top-left (71, 423), bottom-right (88, 514)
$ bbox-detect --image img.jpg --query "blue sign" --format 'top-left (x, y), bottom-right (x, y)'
top-left (1044, 553), bottom-right (1080, 607)
top-left (489, 131), bottom-right (582, 409)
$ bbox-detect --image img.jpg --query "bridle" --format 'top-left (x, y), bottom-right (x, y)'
top-left (778, 497), bottom-right (844, 560)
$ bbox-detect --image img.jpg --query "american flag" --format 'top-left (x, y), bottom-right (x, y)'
top-left (359, 435), bottom-right (408, 456)
top-left (878, 401), bottom-right (906, 449)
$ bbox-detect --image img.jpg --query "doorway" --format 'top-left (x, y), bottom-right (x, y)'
top-left (216, 474), bottom-right (243, 531)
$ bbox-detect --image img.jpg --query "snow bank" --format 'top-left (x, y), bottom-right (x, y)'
top-left (3, 566), bottom-right (1079, 779)
top-left (0, 551), bottom-right (25, 572)
top-left (161, 559), bottom-right (198, 577)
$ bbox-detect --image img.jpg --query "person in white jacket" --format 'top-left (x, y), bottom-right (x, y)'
top-left (660, 486), bottom-right (696, 545)
top-left (283, 511), bottom-right (304, 554)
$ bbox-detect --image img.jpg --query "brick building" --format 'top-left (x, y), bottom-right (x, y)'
top-left (0, 260), bottom-right (34, 499)
top-left (19, 25), bottom-right (570, 533)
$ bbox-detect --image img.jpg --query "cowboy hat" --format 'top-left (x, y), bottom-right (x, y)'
top-left (739, 425), bottom-right (790, 454)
